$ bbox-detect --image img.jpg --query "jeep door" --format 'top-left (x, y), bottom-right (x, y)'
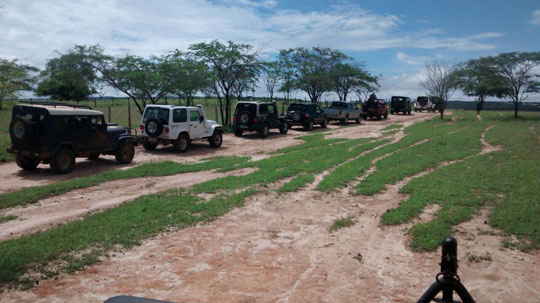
top-left (267, 104), bottom-right (279, 127)
top-left (72, 116), bottom-right (93, 152)
top-left (172, 108), bottom-right (188, 138)
top-left (89, 116), bottom-right (106, 149)
top-left (188, 109), bottom-right (205, 139)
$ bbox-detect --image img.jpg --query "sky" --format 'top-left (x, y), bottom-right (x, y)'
top-left (1, 0), bottom-right (540, 101)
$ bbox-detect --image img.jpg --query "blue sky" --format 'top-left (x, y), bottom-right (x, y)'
top-left (1, 0), bottom-right (539, 100)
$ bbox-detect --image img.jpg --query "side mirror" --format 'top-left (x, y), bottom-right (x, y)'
top-left (199, 115), bottom-right (204, 122)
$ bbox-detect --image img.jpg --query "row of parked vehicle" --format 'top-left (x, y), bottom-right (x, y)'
top-left (7, 95), bottom-right (441, 174)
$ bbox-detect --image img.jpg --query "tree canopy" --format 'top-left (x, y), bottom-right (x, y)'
top-left (0, 58), bottom-right (38, 109)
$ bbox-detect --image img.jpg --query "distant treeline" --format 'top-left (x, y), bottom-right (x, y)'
top-left (447, 101), bottom-right (540, 112)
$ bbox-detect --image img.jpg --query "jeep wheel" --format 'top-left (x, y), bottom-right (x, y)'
top-left (390, 110), bottom-right (394, 115)
top-left (304, 120), bottom-right (313, 131)
top-left (233, 128), bottom-right (243, 137)
top-left (384, 112), bottom-right (388, 119)
top-left (377, 114), bottom-right (382, 120)
top-left (142, 141), bottom-right (158, 150)
top-left (88, 153), bottom-right (100, 160)
top-left (259, 124), bottom-right (270, 138)
top-left (279, 123), bottom-right (288, 134)
top-left (321, 119), bottom-right (328, 128)
top-left (9, 117), bottom-right (33, 144)
top-left (15, 155), bottom-right (39, 171)
top-left (115, 141), bottom-right (135, 164)
top-left (51, 148), bottom-right (75, 174)
top-left (356, 118), bottom-right (361, 124)
top-left (209, 130), bottom-right (223, 148)
top-left (145, 118), bottom-right (164, 138)
top-left (174, 134), bottom-right (190, 153)
top-left (342, 117), bottom-right (349, 125)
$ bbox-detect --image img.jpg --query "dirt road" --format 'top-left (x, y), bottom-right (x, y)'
top-left (2, 111), bottom-right (538, 303)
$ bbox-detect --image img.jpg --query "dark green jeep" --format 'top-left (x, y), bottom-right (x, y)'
top-left (232, 101), bottom-right (288, 138)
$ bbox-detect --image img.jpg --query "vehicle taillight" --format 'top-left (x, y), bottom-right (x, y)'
top-left (305, 113), bottom-right (309, 118)
top-left (139, 125), bottom-right (144, 130)
top-left (165, 127), bottom-right (169, 134)
top-left (233, 116), bottom-right (236, 122)
top-left (254, 117), bottom-right (258, 123)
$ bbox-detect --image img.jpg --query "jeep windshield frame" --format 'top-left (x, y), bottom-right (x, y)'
top-left (287, 104), bottom-right (308, 112)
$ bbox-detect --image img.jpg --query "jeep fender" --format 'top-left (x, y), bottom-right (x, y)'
top-left (178, 131), bottom-right (190, 140)
top-left (52, 143), bottom-right (75, 158)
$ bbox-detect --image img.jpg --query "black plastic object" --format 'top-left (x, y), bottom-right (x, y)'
top-left (105, 295), bottom-right (175, 303)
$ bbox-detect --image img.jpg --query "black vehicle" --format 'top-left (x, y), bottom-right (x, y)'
top-left (390, 96), bottom-right (412, 115)
top-left (232, 101), bottom-right (288, 138)
top-left (284, 103), bottom-right (328, 130)
top-left (7, 102), bottom-right (137, 174)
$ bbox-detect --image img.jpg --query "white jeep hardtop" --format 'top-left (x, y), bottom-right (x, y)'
top-left (139, 104), bottom-right (223, 152)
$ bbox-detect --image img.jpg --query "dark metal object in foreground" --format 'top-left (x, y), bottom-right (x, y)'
top-left (417, 237), bottom-right (475, 303)
top-left (105, 295), bottom-right (174, 303)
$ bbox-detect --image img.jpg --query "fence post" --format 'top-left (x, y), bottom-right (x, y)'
top-left (215, 106), bottom-right (218, 123)
top-left (108, 106), bottom-right (112, 123)
top-left (128, 98), bottom-right (132, 129)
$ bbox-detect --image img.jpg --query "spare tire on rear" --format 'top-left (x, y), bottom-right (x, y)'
top-left (9, 117), bottom-right (34, 144)
top-left (145, 118), bottom-right (163, 138)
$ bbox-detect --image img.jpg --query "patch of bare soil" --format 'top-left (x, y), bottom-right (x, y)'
top-left (13, 112), bottom-right (538, 303)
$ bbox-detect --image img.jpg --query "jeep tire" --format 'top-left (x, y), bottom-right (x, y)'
top-left (259, 123), bottom-right (270, 138)
top-left (88, 153), bottom-right (100, 160)
top-left (145, 118), bottom-right (164, 138)
top-left (51, 148), bottom-right (76, 174)
top-left (209, 130), bottom-right (223, 148)
top-left (279, 123), bottom-right (288, 134)
top-left (174, 134), bottom-right (190, 153)
top-left (304, 120), bottom-right (313, 131)
top-left (342, 117), bottom-right (348, 125)
top-left (356, 117), bottom-right (361, 124)
top-left (233, 128), bottom-right (243, 137)
top-left (15, 155), bottom-right (39, 171)
top-left (115, 141), bottom-right (135, 164)
top-left (142, 140), bottom-right (158, 151)
top-left (9, 117), bottom-right (33, 144)
top-left (321, 119), bottom-right (328, 128)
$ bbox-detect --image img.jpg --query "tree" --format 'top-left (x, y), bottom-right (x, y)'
top-left (36, 50), bottom-right (97, 101)
top-left (279, 47), bottom-right (348, 103)
top-left (261, 61), bottom-right (281, 102)
top-left (491, 52), bottom-right (540, 118)
top-left (189, 40), bottom-right (260, 126)
top-left (75, 45), bottom-right (168, 114)
top-left (161, 51), bottom-right (211, 106)
top-left (277, 55), bottom-right (296, 102)
top-left (421, 59), bottom-right (457, 119)
top-left (453, 57), bottom-right (508, 115)
top-left (331, 62), bottom-right (378, 101)
top-left (0, 58), bottom-right (38, 109)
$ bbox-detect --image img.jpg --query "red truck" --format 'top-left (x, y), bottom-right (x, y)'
top-left (362, 98), bottom-right (388, 120)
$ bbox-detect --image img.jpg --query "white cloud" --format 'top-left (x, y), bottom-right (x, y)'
top-left (531, 10), bottom-right (540, 25)
top-left (0, 0), bottom-right (503, 69)
top-left (396, 52), bottom-right (430, 65)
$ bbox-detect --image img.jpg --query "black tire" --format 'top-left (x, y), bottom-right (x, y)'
top-left (209, 130), bottom-right (223, 148)
top-left (15, 155), bottom-right (39, 171)
top-left (115, 141), bottom-right (135, 164)
top-left (9, 117), bottom-right (33, 144)
top-left (238, 111), bottom-right (252, 125)
top-left (50, 148), bottom-right (75, 174)
top-left (304, 120), bottom-right (314, 131)
top-left (259, 124), bottom-right (270, 138)
top-left (142, 141), bottom-right (158, 150)
top-left (233, 128), bottom-right (243, 137)
top-left (356, 118), bottom-right (361, 124)
top-left (279, 123), bottom-right (288, 134)
top-left (321, 119), bottom-right (328, 128)
top-left (173, 134), bottom-right (190, 153)
top-left (390, 111), bottom-right (394, 115)
top-left (343, 117), bottom-right (349, 125)
top-left (377, 114), bottom-right (382, 120)
top-left (144, 118), bottom-right (163, 138)
top-left (88, 153), bottom-right (100, 160)
top-left (384, 112), bottom-right (388, 119)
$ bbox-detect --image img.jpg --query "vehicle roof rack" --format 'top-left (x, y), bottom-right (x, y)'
top-left (19, 100), bottom-right (93, 110)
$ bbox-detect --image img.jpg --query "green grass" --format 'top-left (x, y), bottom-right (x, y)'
top-left (329, 216), bottom-right (355, 232)
top-left (0, 188), bottom-right (256, 288)
top-left (278, 174), bottom-right (315, 192)
top-left (381, 111), bottom-right (540, 251)
top-left (382, 124), bottom-right (403, 131)
top-left (0, 215), bottom-right (17, 224)
top-left (0, 156), bottom-right (249, 209)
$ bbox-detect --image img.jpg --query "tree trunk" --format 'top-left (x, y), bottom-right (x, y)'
top-left (514, 101), bottom-right (519, 118)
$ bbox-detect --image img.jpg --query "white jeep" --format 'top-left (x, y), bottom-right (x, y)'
top-left (139, 104), bottom-right (223, 152)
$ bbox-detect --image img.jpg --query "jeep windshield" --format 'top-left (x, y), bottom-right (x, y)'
top-left (417, 97), bottom-right (428, 106)
top-left (143, 108), bottom-right (169, 125)
top-left (235, 103), bottom-right (257, 115)
top-left (392, 97), bottom-right (406, 102)
top-left (330, 102), bottom-right (347, 108)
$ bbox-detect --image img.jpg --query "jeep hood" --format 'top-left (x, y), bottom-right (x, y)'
top-left (106, 124), bottom-right (127, 136)
top-left (206, 120), bottom-right (221, 127)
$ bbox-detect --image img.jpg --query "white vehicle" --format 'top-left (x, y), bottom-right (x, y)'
top-left (139, 104), bottom-right (223, 152)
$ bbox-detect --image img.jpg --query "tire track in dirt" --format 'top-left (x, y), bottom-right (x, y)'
top-left (0, 167), bottom-right (256, 241)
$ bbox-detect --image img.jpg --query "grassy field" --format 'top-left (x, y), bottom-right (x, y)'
top-left (0, 110), bottom-right (539, 289)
